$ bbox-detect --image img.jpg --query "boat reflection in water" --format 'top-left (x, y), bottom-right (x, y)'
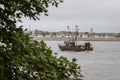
top-left (58, 26), bottom-right (93, 52)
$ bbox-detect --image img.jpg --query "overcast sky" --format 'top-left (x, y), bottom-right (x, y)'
top-left (18, 0), bottom-right (120, 33)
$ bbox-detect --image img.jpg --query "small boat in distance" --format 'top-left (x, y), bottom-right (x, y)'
top-left (58, 26), bottom-right (93, 52)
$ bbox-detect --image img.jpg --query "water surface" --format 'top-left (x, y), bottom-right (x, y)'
top-left (45, 41), bottom-right (120, 80)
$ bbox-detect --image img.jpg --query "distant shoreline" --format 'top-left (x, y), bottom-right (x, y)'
top-left (32, 36), bottom-right (120, 41)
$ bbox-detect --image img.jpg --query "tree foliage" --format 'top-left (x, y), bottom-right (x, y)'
top-left (0, 0), bottom-right (82, 80)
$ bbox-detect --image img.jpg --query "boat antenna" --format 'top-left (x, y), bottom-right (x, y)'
top-left (67, 26), bottom-right (70, 42)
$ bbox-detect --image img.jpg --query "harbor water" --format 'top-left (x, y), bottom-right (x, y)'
top-left (45, 41), bottom-right (120, 80)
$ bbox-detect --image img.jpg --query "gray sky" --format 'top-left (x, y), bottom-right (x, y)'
top-left (18, 0), bottom-right (120, 33)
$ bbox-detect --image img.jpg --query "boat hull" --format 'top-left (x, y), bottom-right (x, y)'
top-left (58, 45), bottom-right (93, 52)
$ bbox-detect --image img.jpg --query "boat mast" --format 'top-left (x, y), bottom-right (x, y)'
top-left (75, 25), bottom-right (79, 46)
top-left (67, 26), bottom-right (70, 42)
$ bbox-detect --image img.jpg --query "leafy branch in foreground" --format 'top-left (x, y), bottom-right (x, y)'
top-left (0, 0), bottom-right (83, 80)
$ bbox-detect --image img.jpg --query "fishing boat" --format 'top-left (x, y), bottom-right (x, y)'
top-left (58, 41), bottom-right (93, 51)
top-left (58, 26), bottom-right (93, 52)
